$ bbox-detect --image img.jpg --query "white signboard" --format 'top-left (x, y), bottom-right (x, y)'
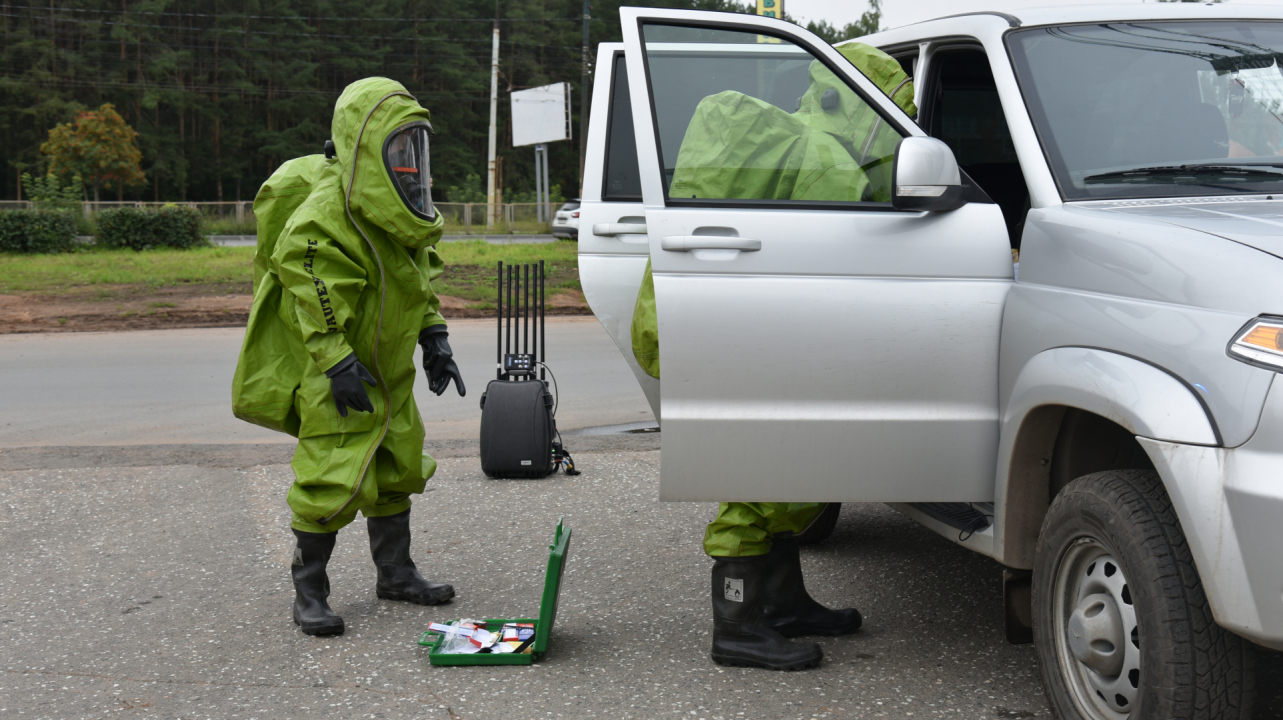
top-left (511, 82), bottom-right (571, 147)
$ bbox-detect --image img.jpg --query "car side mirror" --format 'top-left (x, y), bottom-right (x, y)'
top-left (891, 137), bottom-right (967, 212)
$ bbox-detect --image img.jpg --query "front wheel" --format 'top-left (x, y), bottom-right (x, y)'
top-left (1032, 470), bottom-right (1254, 720)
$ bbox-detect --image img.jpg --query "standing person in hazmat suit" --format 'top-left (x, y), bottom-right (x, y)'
top-left (233, 77), bottom-right (465, 636)
top-left (631, 44), bottom-right (916, 670)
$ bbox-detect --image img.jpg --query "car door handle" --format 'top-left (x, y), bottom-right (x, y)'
top-left (592, 223), bottom-right (648, 237)
top-left (660, 236), bottom-right (761, 252)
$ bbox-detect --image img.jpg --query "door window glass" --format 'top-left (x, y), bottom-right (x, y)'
top-left (603, 54), bottom-right (643, 201)
top-left (641, 24), bottom-right (905, 204)
top-left (926, 48), bottom-right (1028, 247)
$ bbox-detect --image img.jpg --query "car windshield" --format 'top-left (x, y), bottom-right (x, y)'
top-left (560, 202), bottom-right (580, 211)
top-left (1008, 21), bottom-right (1283, 200)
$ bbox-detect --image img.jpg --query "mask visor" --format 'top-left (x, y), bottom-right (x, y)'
top-left (384, 123), bottom-right (435, 220)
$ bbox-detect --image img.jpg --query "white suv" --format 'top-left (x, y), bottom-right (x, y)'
top-left (579, 4), bottom-right (1283, 718)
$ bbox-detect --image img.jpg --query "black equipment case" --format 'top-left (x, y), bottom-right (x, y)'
top-left (480, 379), bottom-right (555, 477)
top-left (479, 261), bottom-right (575, 478)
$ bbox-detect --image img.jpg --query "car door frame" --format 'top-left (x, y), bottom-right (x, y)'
top-left (619, 8), bottom-right (1015, 503)
top-left (578, 42), bottom-right (661, 420)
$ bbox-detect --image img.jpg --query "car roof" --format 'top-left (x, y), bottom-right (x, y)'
top-left (858, 2), bottom-right (1283, 48)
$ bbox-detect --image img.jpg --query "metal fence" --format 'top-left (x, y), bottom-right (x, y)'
top-left (0, 200), bottom-right (556, 236)
top-left (434, 202), bottom-right (554, 235)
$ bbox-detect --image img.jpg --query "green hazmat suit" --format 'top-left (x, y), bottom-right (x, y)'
top-left (631, 42), bottom-right (915, 380)
top-left (232, 77), bottom-right (448, 534)
top-left (622, 43), bottom-right (916, 557)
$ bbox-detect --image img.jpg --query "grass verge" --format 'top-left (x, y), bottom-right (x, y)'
top-left (0, 240), bottom-right (580, 299)
top-left (0, 246), bottom-right (255, 294)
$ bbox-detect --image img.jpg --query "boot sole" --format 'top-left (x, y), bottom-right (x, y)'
top-left (376, 588), bottom-right (455, 606)
top-left (710, 651), bottom-right (822, 671)
top-left (773, 623), bottom-right (862, 638)
top-left (293, 611), bottom-right (345, 636)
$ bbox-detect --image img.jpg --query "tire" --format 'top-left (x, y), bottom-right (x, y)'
top-left (1032, 469), bottom-right (1255, 720)
top-left (795, 503), bottom-right (841, 546)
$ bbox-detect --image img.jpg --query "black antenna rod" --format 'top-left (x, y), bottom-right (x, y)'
top-left (496, 260), bottom-right (503, 379)
top-left (524, 263), bottom-right (530, 363)
top-left (540, 260), bottom-right (546, 381)
top-left (507, 264), bottom-right (514, 374)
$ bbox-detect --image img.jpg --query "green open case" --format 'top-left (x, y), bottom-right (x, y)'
top-left (417, 520), bottom-right (571, 666)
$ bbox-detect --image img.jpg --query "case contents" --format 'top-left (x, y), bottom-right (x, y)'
top-left (432, 620), bottom-right (535, 654)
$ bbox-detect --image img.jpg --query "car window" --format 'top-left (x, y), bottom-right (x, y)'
top-left (560, 202), bottom-right (580, 211)
top-left (640, 23), bottom-right (905, 205)
top-left (603, 53), bottom-right (643, 202)
top-left (1009, 21), bottom-right (1283, 200)
top-left (924, 47), bottom-right (1027, 247)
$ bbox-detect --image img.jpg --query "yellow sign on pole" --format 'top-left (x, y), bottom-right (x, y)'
top-left (756, 0), bottom-right (782, 19)
top-left (756, 0), bottom-right (782, 43)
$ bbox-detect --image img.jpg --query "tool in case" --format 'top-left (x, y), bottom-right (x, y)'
top-left (417, 520), bottom-right (572, 665)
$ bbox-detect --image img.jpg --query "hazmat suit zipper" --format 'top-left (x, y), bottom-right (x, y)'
top-left (317, 90), bottom-right (409, 526)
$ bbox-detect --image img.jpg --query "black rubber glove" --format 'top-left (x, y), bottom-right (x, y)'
top-left (419, 326), bottom-right (466, 397)
top-left (325, 353), bottom-right (377, 417)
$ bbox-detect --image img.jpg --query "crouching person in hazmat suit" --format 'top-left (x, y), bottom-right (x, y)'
top-left (631, 44), bottom-right (916, 670)
top-left (232, 77), bottom-right (465, 636)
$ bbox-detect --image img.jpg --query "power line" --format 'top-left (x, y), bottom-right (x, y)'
top-left (0, 3), bottom-right (584, 24)
top-left (0, 36), bottom-right (581, 63)
top-left (0, 74), bottom-right (497, 101)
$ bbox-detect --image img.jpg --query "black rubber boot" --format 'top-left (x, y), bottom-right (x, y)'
top-left (291, 529), bottom-right (345, 636)
top-left (763, 532), bottom-right (862, 638)
top-left (367, 509), bottom-right (455, 605)
top-left (710, 554), bottom-right (823, 671)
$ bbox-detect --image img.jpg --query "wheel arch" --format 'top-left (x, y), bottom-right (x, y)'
top-left (994, 347), bottom-right (1218, 568)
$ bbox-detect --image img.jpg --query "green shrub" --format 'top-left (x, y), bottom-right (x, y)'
top-left (0, 210), bottom-right (78, 253)
top-left (96, 206), bottom-right (205, 251)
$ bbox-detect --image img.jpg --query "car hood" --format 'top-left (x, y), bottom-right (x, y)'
top-left (1099, 198), bottom-right (1283, 259)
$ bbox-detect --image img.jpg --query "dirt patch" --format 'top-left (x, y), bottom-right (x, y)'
top-left (0, 283), bottom-right (591, 334)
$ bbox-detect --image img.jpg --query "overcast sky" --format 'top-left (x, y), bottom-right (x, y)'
top-left (784, 0), bottom-right (1278, 32)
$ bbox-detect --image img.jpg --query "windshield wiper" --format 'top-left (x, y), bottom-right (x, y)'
top-left (1084, 162), bottom-right (1283, 183)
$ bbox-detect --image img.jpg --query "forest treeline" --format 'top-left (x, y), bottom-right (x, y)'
top-left (0, 0), bottom-right (878, 203)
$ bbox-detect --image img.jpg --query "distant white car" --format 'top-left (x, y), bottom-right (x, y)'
top-left (551, 200), bottom-right (580, 239)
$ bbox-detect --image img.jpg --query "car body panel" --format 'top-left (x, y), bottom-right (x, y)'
top-left (1098, 197), bottom-right (1283, 260)
top-left (1139, 375), bottom-right (1283, 650)
top-left (1005, 204), bottom-right (1281, 447)
top-left (1002, 348), bottom-right (1218, 446)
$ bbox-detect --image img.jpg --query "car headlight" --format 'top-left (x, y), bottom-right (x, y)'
top-left (1228, 316), bottom-right (1283, 371)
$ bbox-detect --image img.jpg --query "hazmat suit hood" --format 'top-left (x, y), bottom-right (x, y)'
top-left (331, 77), bottom-right (444, 250)
top-left (795, 43), bottom-right (916, 154)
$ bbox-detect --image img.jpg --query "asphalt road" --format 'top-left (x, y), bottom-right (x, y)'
top-left (0, 452), bottom-right (1048, 720)
top-left (0, 317), bottom-right (654, 447)
top-left (0, 320), bottom-right (1278, 719)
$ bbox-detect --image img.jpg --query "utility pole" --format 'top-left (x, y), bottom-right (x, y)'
top-left (486, 5), bottom-right (500, 229)
top-left (578, 0), bottom-right (590, 186)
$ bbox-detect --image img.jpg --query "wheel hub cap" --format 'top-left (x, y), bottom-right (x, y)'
top-left (1055, 543), bottom-right (1141, 719)
top-left (1068, 593), bottom-right (1125, 676)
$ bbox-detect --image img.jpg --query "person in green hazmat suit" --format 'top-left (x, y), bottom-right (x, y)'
top-left (232, 77), bottom-right (465, 636)
top-left (631, 44), bottom-right (916, 670)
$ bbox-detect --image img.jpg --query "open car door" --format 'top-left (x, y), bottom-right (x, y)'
top-left (578, 43), bottom-right (661, 420)
top-left (619, 8), bottom-right (1014, 501)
